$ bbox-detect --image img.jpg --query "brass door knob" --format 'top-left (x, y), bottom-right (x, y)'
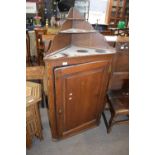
top-left (58, 109), bottom-right (62, 114)
top-left (69, 97), bottom-right (72, 100)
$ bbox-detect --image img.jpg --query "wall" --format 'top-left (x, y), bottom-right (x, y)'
top-left (88, 0), bottom-right (108, 24)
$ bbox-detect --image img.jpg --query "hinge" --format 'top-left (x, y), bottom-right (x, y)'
top-left (108, 65), bottom-right (111, 73)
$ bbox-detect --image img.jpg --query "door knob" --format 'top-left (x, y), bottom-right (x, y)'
top-left (69, 97), bottom-right (72, 100)
top-left (58, 109), bottom-right (62, 114)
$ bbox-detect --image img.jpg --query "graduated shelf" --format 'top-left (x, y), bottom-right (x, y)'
top-left (45, 45), bottom-right (115, 60)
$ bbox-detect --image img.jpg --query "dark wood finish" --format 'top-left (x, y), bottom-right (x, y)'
top-left (48, 33), bottom-right (72, 54)
top-left (61, 20), bottom-right (94, 31)
top-left (42, 27), bottom-right (61, 53)
top-left (54, 61), bottom-right (109, 137)
top-left (72, 33), bottom-right (112, 50)
top-left (73, 20), bottom-right (94, 30)
top-left (101, 28), bottom-right (129, 37)
top-left (108, 72), bottom-right (129, 90)
top-left (105, 0), bottom-right (129, 27)
top-left (26, 31), bottom-right (32, 66)
top-left (101, 30), bottom-right (113, 36)
top-left (108, 28), bottom-right (129, 36)
top-left (60, 20), bottom-right (73, 31)
top-left (102, 35), bottom-right (129, 133)
top-left (42, 34), bottom-right (56, 42)
top-left (114, 50), bottom-right (129, 72)
top-left (35, 28), bottom-right (47, 65)
top-left (42, 34), bottom-right (55, 52)
top-left (108, 36), bottom-right (129, 90)
top-left (102, 87), bottom-right (129, 133)
top-left (44, 8), bottom-right (115, 140)
top-left (45, 55), bottom-right (113, 140)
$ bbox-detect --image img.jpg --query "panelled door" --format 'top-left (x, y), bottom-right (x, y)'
top-left (54, 61), bottom-right (110, 137)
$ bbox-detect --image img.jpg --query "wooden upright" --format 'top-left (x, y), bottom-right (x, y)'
top-left (44, 8), bottom-right (116, 140)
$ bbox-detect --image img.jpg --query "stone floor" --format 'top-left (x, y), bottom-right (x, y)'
top-left (27, 108), bottom-right (129, 155)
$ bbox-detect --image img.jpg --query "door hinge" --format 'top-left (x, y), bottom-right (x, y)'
top-left (108, 65), bottom-right (111, 73)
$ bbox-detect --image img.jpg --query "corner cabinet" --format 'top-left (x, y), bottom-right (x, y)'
top-left (44, 8), bottom-right (115, 140)
top-left (105, 0), bottom-right (129, 27)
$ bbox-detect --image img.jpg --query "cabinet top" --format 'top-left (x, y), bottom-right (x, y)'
top-left (45, 8), bottom-right (115, 59)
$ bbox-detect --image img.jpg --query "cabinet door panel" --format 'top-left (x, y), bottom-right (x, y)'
top-left (54, 61), bottom-right (109, 137)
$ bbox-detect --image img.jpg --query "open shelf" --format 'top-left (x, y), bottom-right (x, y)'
top-left (46, 8), bottom-right (114, 57)
top-left (45, 45), bottom-right (115, 59)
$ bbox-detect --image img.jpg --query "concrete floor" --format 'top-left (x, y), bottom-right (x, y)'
top-left (27, 108), bottom-right (129, 155)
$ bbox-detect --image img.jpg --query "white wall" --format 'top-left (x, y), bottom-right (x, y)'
top-left (26, 2), bottom-right (37, 14)
top-left (88, 0), bottom-right (108, 24)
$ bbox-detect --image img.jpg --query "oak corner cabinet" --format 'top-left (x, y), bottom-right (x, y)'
top-left (44, 8), bottom-right (116, 140)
